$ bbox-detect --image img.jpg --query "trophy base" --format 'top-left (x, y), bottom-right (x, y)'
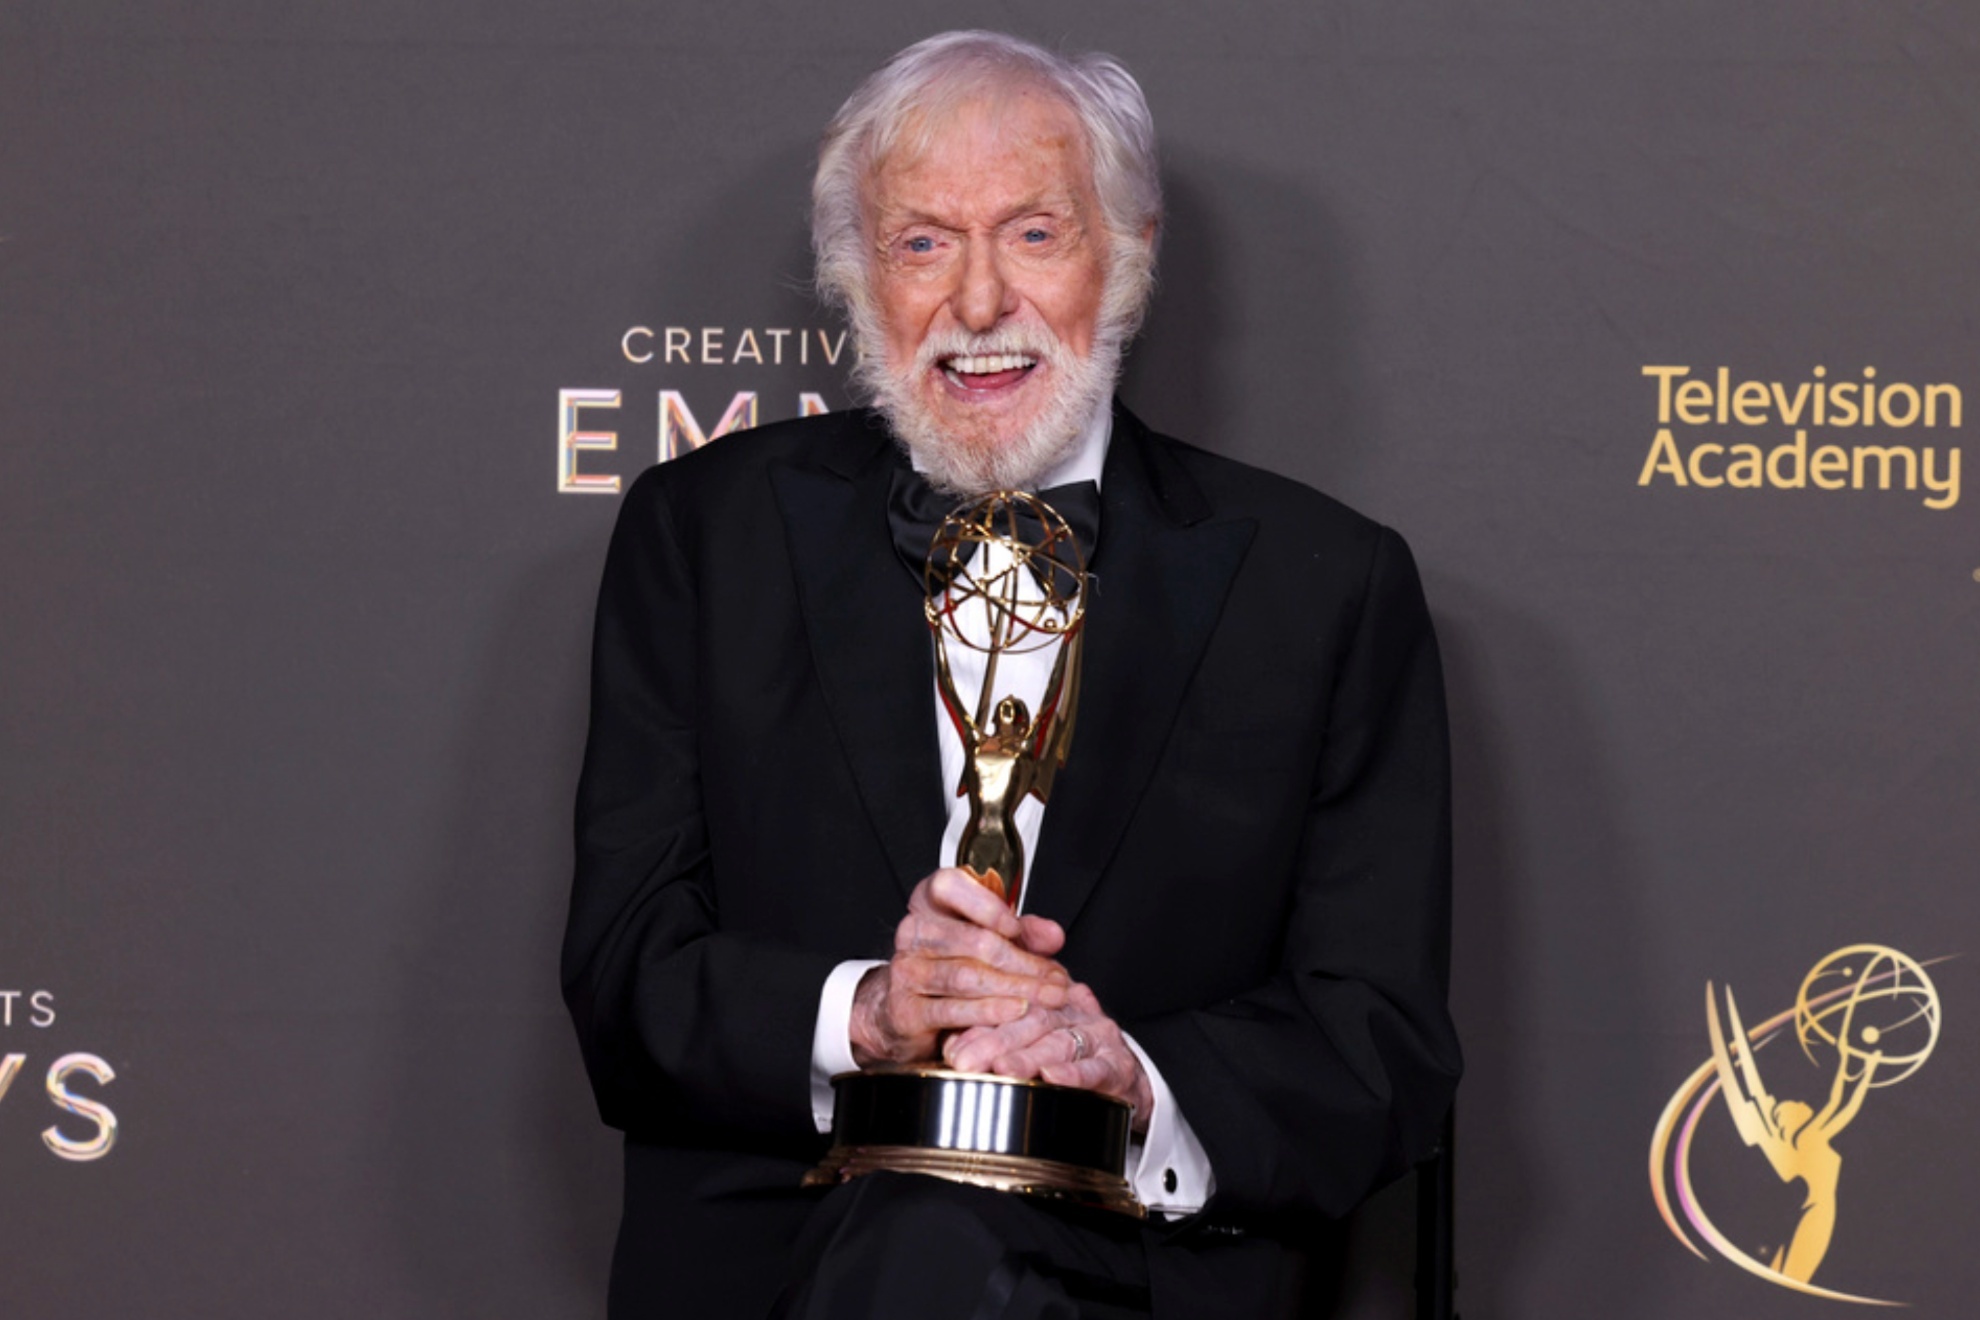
top-left (803, 1066), bottom-right (1145, 1219)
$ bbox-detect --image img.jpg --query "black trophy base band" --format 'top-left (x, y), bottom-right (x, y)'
top-left (804, 1067), bottom-right (1145, 1218)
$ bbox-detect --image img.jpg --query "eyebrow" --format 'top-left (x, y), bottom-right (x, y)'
top-left (884, 196), bottom-right (1081, 231)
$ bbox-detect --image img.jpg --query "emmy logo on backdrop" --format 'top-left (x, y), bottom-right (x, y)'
top-left (1651, 945), bottom-right (1945, 1304)
top-left (806, 490), bottom-right (1144, 1216)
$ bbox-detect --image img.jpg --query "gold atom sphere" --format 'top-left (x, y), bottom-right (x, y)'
top-left (924, 490), bottom-right (1088, 656)
top-left (1794, 944), bottom-right (1941, 1086)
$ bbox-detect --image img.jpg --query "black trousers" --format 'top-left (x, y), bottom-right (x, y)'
top-left (607, 1149), bottom-right (1338, 1320)
top-left (770, 1173), bottom-right (1154, 1320)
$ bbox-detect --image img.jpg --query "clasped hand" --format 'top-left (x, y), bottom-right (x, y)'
top-left (848, 868), bottom-right (1154, 1129)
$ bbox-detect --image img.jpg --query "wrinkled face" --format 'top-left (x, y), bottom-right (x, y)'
top-left (862, 90), bottom-right (1116, 493)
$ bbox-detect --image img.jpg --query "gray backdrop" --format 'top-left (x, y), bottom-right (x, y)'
top-left (4, 2), bottom-right (1975, 1315)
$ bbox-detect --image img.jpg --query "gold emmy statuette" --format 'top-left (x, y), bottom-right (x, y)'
top-left (806, 491), bottom-right (1143, 1217)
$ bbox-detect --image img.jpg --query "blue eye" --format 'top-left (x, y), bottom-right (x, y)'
top-left (1022, 228), bottom-right (1050, 243)
top-left (905, 236), bottom-right (935, 254)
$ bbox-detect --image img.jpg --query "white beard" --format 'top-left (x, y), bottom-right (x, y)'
top-left (864, 323), bottom-right (1121, 497)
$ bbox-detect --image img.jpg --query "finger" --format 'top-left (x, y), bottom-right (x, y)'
top-left (981, 1051), bottom-right (1046, 1082)
top-left (1038, 1054), bottom-right (1128, 1097)
top-left (972, 939), bottom-right (1072, 998)
top-left (894, 956), bottom-right (1061, 1004)
top-left (982, 1024), bottom-right (1090, 1082)
top-left (894, 920), bottom-right (1072, 998)
top-left (943, 1003), bottom-right (1051, 1051)
top-left (1065, 981), bottom-right (1103, 1014)
top-left (921, 867), bottom-right (1025, 937)
top-left (956, 1017), bottom-right (1069, 1081)
top-left (892, 911), bottom-right (1009, 962)
top-left (894, 993), bottom-right (1030, 1038)
top-left (944, 1007), bottom-right (1066, 1073)
top-left (945, 1029), bottom-right (1042, 1077)
top-left (953, 922), bottom-right (1069, 982)
top-left (1017, 914), bottom-right (1065, 956)
top-left (943, 1002), bottom-right (1060, 1049)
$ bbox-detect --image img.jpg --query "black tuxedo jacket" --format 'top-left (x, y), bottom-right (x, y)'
top-left (564, 405), bottom-right (1461, 1317)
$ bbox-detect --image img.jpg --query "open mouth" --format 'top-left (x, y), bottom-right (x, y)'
top-left (939, 352), bottom-right (1038, 392)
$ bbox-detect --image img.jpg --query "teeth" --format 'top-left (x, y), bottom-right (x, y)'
top-left (946, 353), bottom-right (1036, 374)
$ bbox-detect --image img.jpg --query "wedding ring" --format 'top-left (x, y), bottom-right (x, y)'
top-left (1068, 1026), bottom-right (1089, 1062)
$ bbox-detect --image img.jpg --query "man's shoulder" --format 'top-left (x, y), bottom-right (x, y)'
top-left (640, 407), bottom-right (888, 487)
top-left (1120, 409), bottom-right (1389, 555)
top-left (618, 407), bottom-right (891, 519)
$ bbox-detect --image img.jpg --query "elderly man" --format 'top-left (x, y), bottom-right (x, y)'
top-left (565, 29), bottom-right (1460, 1319)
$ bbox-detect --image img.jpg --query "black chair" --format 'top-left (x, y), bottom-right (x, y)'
top-left (1412, 1107), bottom-right (1457, 1320)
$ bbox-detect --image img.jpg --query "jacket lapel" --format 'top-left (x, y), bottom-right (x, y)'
top-left (1028, 407), bottom-right (1256, 930)
top-left (771, 417), bottom-right (945, 901)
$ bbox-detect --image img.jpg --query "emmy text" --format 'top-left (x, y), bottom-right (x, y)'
top-left (557, 389), bottom-right (833, 493)
top-left (0, 1055), bottom-right (119, 1162)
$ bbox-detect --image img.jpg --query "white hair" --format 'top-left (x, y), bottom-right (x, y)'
top-left (811, 29), bottom-right (1163, 396)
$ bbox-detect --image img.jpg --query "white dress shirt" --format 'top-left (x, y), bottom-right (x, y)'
top-left (807, 399), bottom-right (1217, 1218)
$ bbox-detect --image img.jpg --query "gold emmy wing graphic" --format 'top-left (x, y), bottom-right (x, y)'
top-left (1650, 945), bottom-right (1945, 1305)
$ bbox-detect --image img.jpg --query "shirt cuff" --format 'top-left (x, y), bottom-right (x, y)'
top-left (1122, 1033), bottom-right (1216, 1218)
top-left (810, 959), bottom-right (887, 1133)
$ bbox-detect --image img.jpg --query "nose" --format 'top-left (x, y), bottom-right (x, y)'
top-left (952, 235), bottom-right (1015, 333)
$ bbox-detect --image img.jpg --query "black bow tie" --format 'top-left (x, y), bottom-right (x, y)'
top-left (886, 467), bottom-right (1100, 592)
